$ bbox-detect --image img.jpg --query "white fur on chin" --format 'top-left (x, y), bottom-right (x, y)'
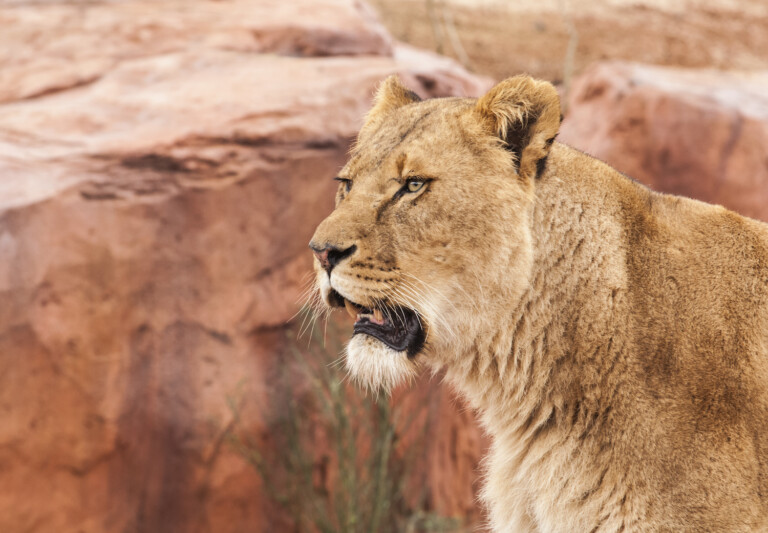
top-left (345, 334), bottom-right (417, 393)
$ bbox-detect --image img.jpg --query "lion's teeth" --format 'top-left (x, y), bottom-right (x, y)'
top-left (373, 309), bottom-right (384, 323)
top-left (344, 299), bottom-right (357, 319)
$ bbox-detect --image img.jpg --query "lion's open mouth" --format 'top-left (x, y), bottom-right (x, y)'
top-left (328, 289), bottom-right (425, 357)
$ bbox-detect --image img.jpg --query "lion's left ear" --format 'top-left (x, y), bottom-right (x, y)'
top-left (476, 76), bottom-right (562, 181)
top-left (365, 75), bottom-right (422, 123)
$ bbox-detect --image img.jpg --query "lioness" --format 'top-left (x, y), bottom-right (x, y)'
top-left (309, 75), bottom-right (768, 532)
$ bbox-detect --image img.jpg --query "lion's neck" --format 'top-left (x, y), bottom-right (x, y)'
top-left (443, 144), bottom-right (633, 488)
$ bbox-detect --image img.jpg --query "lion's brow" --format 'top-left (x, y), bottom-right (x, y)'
top-left (370, 109), bottom-right (435, 169)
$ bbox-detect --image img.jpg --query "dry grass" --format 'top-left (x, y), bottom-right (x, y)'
top-left (227, 316), bottom-right (469, 533)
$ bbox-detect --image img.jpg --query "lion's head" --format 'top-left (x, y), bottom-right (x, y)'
top-left (309, 75), bottom-right (562, 391)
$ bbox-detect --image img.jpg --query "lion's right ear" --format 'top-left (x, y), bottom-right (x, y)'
top-left (476, 76), bottom-right (562, 181)
top-left (365, 75), bottom-right (421, 123)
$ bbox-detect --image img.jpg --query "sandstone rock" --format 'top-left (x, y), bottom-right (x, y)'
top-left (0, 1), bottom-right (490, 532)
top-left (0, 0), bottom-right (393, 104)
top-left (560, 62), bottom-right (768, 222)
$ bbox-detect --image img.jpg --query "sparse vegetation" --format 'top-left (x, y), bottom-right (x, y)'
top-left (226, 316), bottom-right (467, 533)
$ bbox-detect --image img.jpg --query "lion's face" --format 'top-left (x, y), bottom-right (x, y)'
top-left (309, 76), bottom-right (561, 391)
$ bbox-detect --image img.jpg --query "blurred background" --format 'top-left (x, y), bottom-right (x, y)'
top-left (1, 0), bottom-right (766, 532)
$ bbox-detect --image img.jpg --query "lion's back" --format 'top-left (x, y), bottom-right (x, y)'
top-left (547, 143), bottom-right (768, 527)
top-left (622, 171), bottom-right (768, 525)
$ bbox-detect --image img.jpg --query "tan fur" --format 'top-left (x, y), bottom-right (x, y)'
top-left (310, 75), bottom-right (768, 532)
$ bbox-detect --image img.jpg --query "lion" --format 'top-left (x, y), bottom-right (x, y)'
top-left (308, 74), bottom-right (768, 532)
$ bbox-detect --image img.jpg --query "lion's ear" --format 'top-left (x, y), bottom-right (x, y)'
top-left (365, 75), bottom-right (421, 122)
top-left (476, 76), bottom-right (562, 181)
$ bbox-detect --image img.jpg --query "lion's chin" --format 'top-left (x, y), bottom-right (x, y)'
top-left (345, 334), bottom-right (418, 393)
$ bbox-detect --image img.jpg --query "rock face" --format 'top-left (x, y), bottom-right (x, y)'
top-left (0, 1), bottom-right (490, 532)
top-left (560, 62), bottom-right (768, 222)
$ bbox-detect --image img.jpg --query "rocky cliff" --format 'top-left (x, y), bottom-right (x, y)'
top-left (0, 1), bottom-right (490, 531)
top-left (4, 3), bottom-right (768, 531)
top-left (560, 62), bottom-right (768, 222)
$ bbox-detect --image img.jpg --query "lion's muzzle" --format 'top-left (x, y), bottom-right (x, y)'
top-left (309, 242), bottom-right (357, 274)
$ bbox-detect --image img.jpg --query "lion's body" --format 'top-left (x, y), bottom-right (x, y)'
top-left (310, 76), bottom-right (768, 532)
top-left (465, 142), bottom-right (768, 532)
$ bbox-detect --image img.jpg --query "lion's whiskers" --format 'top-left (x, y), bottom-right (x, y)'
top-left (289, 272), bottom-right (321, 323)
top-left (297, 279), bottom-right (327, 343)
top-left (394, 279), bottom-right (458, 344)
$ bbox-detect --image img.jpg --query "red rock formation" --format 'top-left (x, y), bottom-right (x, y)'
top-left (560, 62), bottom-right (768, 222)
top-left (0, 1), bottom-right (490, 532)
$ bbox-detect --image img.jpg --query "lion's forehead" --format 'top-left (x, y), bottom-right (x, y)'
top-left (351, 116), bottom-right (440, 173)
top-left (346, 100), bottom-right (487, 179)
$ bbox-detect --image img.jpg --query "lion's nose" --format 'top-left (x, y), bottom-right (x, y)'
top-left (309, 243), bottom-right (357, 274)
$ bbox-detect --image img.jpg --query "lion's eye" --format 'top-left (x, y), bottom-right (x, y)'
top-left (406, 180), bottom-right (425, 193)
top-left (334, 177), bottom-right (352, 193)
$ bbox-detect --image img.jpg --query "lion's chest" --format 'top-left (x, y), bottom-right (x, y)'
top-left (484, 432), bottom-right (628, 533)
